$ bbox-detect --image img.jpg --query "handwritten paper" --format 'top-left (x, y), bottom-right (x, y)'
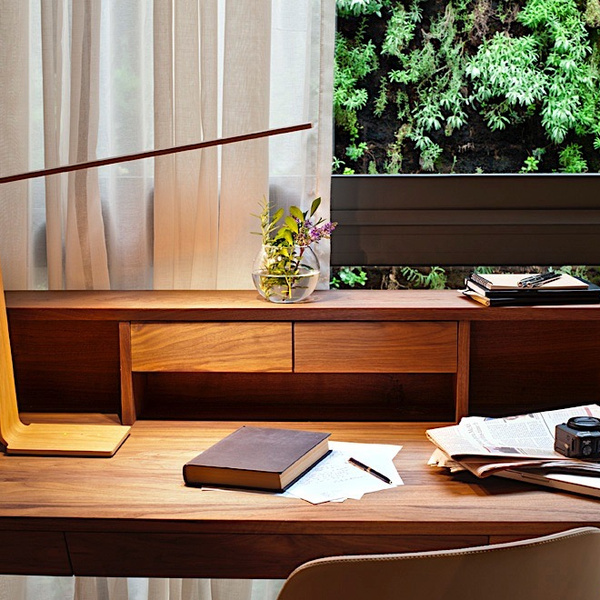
top-left (282, 441), bottom-right (402, 504)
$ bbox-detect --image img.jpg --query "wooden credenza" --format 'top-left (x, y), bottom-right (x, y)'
top-left (5, 289), bottom-right (600, 424)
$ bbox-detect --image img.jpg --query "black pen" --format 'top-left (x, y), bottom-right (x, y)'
top-left (348, 457), bottom-right (393, 485)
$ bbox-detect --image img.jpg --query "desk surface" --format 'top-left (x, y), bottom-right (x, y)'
top-left (1, 419), bottom-right (598, 578)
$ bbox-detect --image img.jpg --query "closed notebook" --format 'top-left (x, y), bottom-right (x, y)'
top-left (463, 278), bottom-right (600, 306)
top-left (183, 426), bottom-right (331, 492)
top-left (470, 272), bottom-right (588, 291)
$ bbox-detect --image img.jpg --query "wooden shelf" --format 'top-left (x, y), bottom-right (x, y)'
top-left (6, 289), bottom-right (600, 426)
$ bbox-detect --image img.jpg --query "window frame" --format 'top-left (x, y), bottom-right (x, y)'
top-left (330, 174), bottom-right (600, 266)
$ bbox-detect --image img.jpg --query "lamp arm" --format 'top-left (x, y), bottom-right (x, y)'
top-left (0, 122), bottom-right (312, 185)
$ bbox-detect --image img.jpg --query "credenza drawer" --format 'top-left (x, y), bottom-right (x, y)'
top-left (294, 322), bottom-right (458, 373)
top-left (130, 322), bottom-right (292, 372)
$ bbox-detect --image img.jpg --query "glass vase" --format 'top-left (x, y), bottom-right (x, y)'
top-left (252, 244), bottom-right (320, 303)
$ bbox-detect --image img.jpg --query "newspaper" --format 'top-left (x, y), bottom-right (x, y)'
top-left (427, 404), bottom-right (600, 477)
top-left (429, 446), bottom-right (600, 478)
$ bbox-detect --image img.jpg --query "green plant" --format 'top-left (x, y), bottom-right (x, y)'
top-left (520, 148), bottom-right (546, 173)
top-left (467, 34), bottom-right (546, 132)
top-left (551, 265), bottom-right (589, 278)
top-left (559, 143), bottom-right (588, 172)
top-left (519, 0), bottom-right (600, 145)
top-left (346, 141), bottom-right (369, 161)
top-left (334, 30), bottom-right (379, 141)
top-left (331, 266), bottom-right (368, 288)
top-left (336, 0), bottom-right (388, 17)
top-left (253, 198), bottom-right (336, 301)
top-left (400, 266), bottom-right (448, 289)
top-left (334, 0), bottom-right (600, 174)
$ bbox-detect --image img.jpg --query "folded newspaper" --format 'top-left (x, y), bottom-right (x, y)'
top-left (427, 404), bottom-right (600, 478)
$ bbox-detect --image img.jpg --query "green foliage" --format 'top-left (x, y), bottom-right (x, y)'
top-left (374, 80), bottom-right (389, 117)
top-left (467, 34), bottom-right (546, 131)
top-left (518, 0), bottom-right (600, 145)
top-left (381, 3), bottom-right (418, 57)
top-left (346, 142), bottom-right (369, 161)
top-left (336, 0), bottom-right (388, 17)
top-left (559, 143), bottom-right (588, 172)
top-left (331, 266), bottom-right (368, 288)
top-left (387, 2), bottom-right (470, 169)
top-left (334, 30), bottom-right (379, 141)
top-left (585, 0), bottom-right (600, 27)
top-left (552, 265), bottom-right (589, 278)
top-left (334, 0), bottom-right (600, 174)
top-left (520, 148), bottom-right (546, 172)
top-left (400, 266), bottom-right (447, 289)
top-left (253, 198), bottom-right (336, 300)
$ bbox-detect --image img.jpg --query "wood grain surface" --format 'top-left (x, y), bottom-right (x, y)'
top-left (131, 322), bottom-right (292, 372)
top-left (1, 418), bottom-right (598, 577)
top-left (7, 289), bottom-right (600, 322)
top-left (294, 322), bottom-right (457, 373)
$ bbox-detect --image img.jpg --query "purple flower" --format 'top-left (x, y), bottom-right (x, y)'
top-left (308, 221), bottom-right (337, 243)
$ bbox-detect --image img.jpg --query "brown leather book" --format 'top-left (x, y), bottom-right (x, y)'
top-left (183, 426), bottom-right (331, 492)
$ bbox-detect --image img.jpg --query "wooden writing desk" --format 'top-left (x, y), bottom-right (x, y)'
top-left (3, 291), bottom-right (600, 578)
top-left (1, 419), bottom-right (599, 578)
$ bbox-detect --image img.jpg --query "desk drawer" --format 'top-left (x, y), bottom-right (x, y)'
top-left (294, 322), bottom-right (457, 373)
top-left (0, 531), bottom-right (72, 575)
top-left (131, 322), bottom-right (292, 372)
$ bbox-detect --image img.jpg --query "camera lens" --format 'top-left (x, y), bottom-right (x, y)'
top-left (567, 416), bottom-right (600, 431)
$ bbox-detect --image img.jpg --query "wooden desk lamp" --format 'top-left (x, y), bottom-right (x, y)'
top-left (0, 122), bottom-right (311, 456)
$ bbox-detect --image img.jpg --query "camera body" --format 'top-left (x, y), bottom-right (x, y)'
top-left (555, 416), bottom-right (600, 459)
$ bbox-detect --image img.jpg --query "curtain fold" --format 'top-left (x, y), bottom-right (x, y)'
top-left (65, 0), bottom-right (110, 289)
top-left (0, 0), bottom-right (30, 289)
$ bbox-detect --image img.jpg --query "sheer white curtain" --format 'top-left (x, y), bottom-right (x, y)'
top-left (0, 0), bottom-right (334, 598)
top-left (0, 0), bottom-right (334, 292)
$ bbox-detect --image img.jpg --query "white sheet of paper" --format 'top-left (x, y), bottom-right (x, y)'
top-left (282, 442), bottom-right (403, 504)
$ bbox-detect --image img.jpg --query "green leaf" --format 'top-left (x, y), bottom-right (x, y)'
top-left (284, 216), bottom-right (299, 233)
top-left (271, 208), bottom-right (284, 226)
top-left (289, 206), bottom-right (304, 221)
top-left (283, 230), bottom-right (294, 245)
top-left (309, 197), bottom-right (322, 217)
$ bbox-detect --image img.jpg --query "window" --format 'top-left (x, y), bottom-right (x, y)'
top-left (331, 0), bottom-right (600, 268)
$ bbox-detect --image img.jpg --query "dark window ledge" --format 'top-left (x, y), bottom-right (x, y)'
top-left (331, 174), bottom-right (600, 266)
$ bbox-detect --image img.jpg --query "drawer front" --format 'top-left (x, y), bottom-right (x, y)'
top-left (131, 322), bottom-right (292, 372)
top-left (294, 322), bottom-right (457, 373)
top-left (0, 531), bottom-right (72, 575)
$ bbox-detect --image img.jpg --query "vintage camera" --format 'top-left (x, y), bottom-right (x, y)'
top-left (555, 416), bottom-right (600, 459)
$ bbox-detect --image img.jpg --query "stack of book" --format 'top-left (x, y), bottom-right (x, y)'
top-left (462, 272), bottom-right (600, 306)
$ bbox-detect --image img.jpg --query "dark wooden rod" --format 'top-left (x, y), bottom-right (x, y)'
top-left (0, 122), bottom-right (312, 184)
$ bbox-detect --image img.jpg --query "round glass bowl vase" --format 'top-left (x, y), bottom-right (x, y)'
top-left (252, 244), bottom-right (320, 303)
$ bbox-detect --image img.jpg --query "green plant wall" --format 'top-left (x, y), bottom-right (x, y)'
top-left (334, 0), bottom-right (600, 174)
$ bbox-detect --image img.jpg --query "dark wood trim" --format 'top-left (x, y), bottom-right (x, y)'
top-left (331, 174), bottom-right (600, 266)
